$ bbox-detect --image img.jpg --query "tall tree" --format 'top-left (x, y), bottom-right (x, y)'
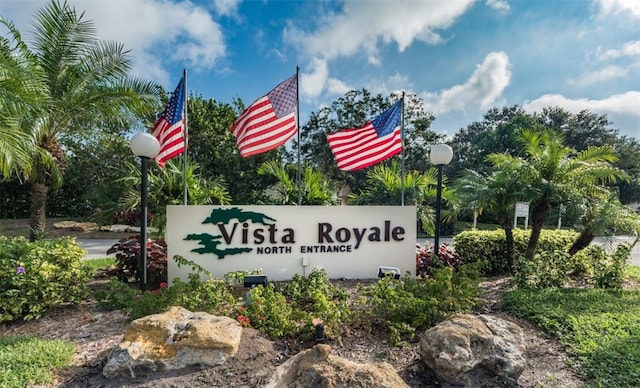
top-left (449, 106), bottom-right (537, 179)
top-left (491, 128), bottom-right (627, 260)
top-left (3, 0), bottom-right (159, 240)
top-left (186, 94), bottom-right (279, 204)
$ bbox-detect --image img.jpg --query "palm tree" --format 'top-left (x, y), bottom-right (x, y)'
top-left (568, 194), bottom-right (640, 256)
top-left (113, 158), bottom-right (231, 235)
top-left (455, 159), bottom-right (528, 272)
top-left (3, 1), bottom-right (159, 240)
top-left (0, 19), bottom-right (48, 178)
top-left (491, 128), bottom-right (627, 260)
top-left (257, 160), bottom-right (337, 205)
top-left (348, 161), bottom-right (452, 236)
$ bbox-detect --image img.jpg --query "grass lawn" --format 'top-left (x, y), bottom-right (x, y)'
top-left (503, 266), bottom-right (640, 387)
top-left (0, 335), bottom-right (75, 388)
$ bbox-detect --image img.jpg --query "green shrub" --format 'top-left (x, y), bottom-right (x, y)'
top-left (245, 285), bottom-right (299, 338)
top-left (454, 229), bottom-right (578, 275)
top-left (573, 244), bottom-right (630, 289)
top-left (356, 265), bottom-right (482, 345)
top-left (95, 274), bottom-right (237, 320)
top-left (0, 237), bottom-right (91, 322)
top-left (280, 268), bottom-right (350, 338)
top-left (512, 250), bottom-right (571, 289)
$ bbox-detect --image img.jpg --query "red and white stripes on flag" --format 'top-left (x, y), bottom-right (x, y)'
top-left (231, 74), bottom-right (297, 157)
top-left (327, 100), bottom-right (403, 172)
top-left (152, 76), bottom-right (186, 167)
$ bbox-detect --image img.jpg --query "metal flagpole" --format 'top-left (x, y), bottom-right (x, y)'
top-left (183, 68), bottom-right (188, 205)
top-left (296, 66), bottom-right (301, 206)
top-left (401, 91), bottom-right (405, 206)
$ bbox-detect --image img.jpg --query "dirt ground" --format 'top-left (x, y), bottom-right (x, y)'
top-left (1, 275), bottom-right (584, 388)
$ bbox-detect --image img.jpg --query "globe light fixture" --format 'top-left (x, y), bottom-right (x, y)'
top-left (129, 133), bottom-right (160, 291)
top-left (429, 143), bottom-right (454, 258)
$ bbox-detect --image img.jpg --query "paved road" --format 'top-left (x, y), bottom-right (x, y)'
top-left (80, 236), bottom-right (640, 266)
top-left (79, 239), bottom-right (119, 260)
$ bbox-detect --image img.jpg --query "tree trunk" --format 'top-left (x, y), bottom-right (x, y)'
top-left (568, 230), bottom-right (595, 256)
top-left (29, 182), bottom-right (48, 241)
top-left (504, 227), bottom-right (515, 273)
top-left (525, 201), bottom-right (552, 260)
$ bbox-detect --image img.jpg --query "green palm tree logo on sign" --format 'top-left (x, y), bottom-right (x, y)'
top-left (184, 207), bottom-right (276, 259)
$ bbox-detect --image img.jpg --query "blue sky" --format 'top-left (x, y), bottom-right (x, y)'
top-left (2, 0), bottom-right (639, 140)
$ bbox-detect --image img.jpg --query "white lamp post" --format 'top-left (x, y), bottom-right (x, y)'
top-left (130, 133), bottom-right (160, 291)
top-left (429, 143), bottom-right (453, 257)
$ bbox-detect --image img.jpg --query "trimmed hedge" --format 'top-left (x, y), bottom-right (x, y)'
top-left (453, 229), bottom-right (579, 275)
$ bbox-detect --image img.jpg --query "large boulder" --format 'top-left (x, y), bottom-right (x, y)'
top-left (266, 343), bottom-right (408, 388)
top-left (418, 313), bottom-right (526, 386)
top-left (103, 306), bottom-right (242, 378)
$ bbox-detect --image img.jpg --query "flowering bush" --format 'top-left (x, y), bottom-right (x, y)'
top-left (0, 236), bottom-right (90, 323)
top-left (416, 242), bottom-right (462, 277)
top-left (106, 236), bottom-right (167, 288)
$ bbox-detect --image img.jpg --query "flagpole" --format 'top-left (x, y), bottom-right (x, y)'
top-left (296, 66), bottom-right (301, 206)
top-left (401, 92), bottom-right (405, 206)
top-left (183, 68), bottom-right (188, 205)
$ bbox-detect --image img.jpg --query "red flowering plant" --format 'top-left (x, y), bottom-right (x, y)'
top-left (107, 236), bottom-right (168, 289)
top-left (416, 242), bottom-right (462, 277)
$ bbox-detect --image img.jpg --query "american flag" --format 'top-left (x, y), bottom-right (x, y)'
top-left (152, 76), bottom-right (186, 166)
top-left (327, 100), bottom-right (403, 172)
top-left (231, 74), bottom-right (297, 157)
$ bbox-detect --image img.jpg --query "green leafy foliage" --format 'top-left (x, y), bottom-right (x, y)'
top-left (356, 266), bottom-right (482, 345)
top-left (0, 236), bottom-right (91, 322)
top-left (512, 243), bottom-right (631, 290)
top-left (573, 244), bottom-right (630, 290)
top-left (454, 229), bottom-right (578, 275)
top-left (244, 285), bottom-right (299, 338)
top-left (512, 250), bottom-right (572, 289)
top-left (0, 335), bottom-right (75, 387)
top-left (94, 274), bottom-right (237, 320)
top-left (503, 287), bottom-right (640, 386)
top-left (280, 269), bottom-right (350, 338)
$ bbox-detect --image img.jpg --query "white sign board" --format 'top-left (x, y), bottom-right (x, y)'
top-left (515, 202), bottom-right (529, 217)
top-left (166, 205), bottom-right (416, 282)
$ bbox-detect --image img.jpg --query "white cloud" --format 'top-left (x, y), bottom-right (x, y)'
top-left (422, 51), bottom-right (512, 115)
top-left (486, 0), bottom-right (510, 14)
top-left (285, 0), bottom-right (475, 61)
top-left (572, 66), bottom-right (628, 86)
top-left (523, 91), bottom-right (640, 117)
top-left (300, 58), bottom-right (352, 100)
top-left (1, 0), bottom-right (227, 85)
top-left (595, 0), bottom-right (640, 19)
top-left (598, 41), bottom-right (640, 60)
top-left (327, 78), bottom-right (352, 96)
top-left (212, 0), bottom-right (241, 17)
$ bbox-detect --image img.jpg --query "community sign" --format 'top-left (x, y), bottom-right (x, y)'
top-left (166, 205), bottom-right (416, 282)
